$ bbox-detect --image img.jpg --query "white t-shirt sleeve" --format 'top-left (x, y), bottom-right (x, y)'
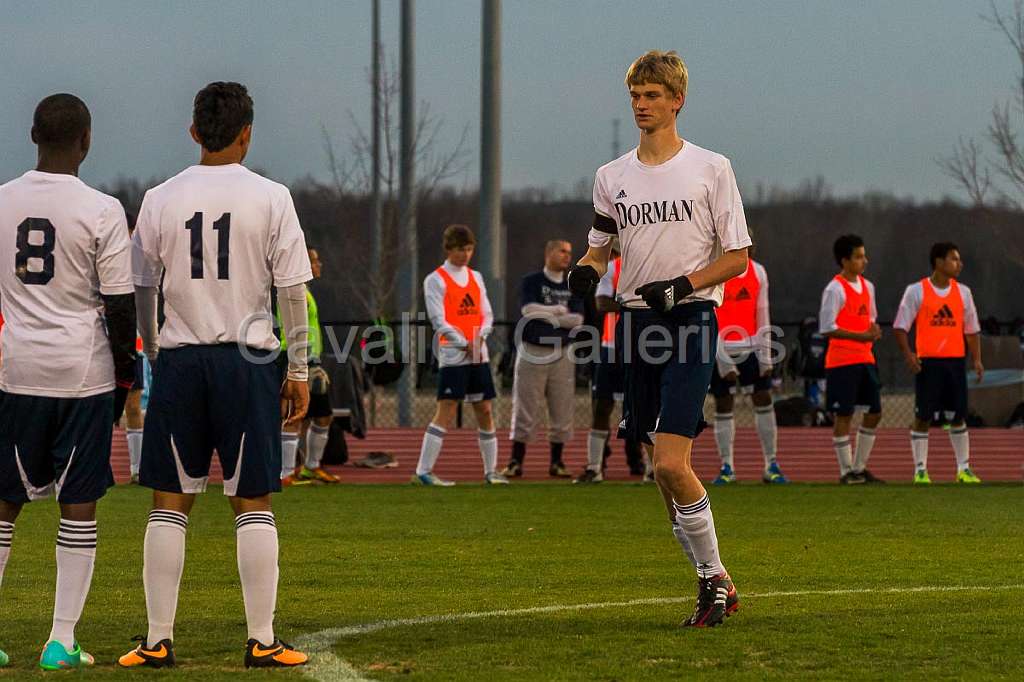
top-left (423, 272), bottom-right (467, 347)
top-left (753, 262), bottom-right (771, 367)
top-left (132, 191), bottom-right (164, 288)
top-left (819, 281), bottom-right (844, 334)
top-left (866, 279), bottom-right (878, 322)
top-left (270, 189), bottom-right (312, 288)
top-left (710, 159), bottom-right (753, 252)
top-left (96, 200), bottom-right (134, 296)
top-left (595, 264), bottom-right (616, 299)
top-left (961, 284), bottom-right (981, 334)
top-left (893, 283), bottom-right (922, 332)
top-left (475, 270), bottom-right (494, 338)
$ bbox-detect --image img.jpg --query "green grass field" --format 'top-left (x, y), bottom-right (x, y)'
top-left (1, 483), bottom-right (1023, 680)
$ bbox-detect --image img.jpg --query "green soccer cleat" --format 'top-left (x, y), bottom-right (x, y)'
top-left (0, 648), bottom-right (8, 667)
top-left (956, 468), bottom-right (982, 484)
top-left (913, 469), bottom-right (931, 485)
top-left (39, 640), bottom-right (94, 670)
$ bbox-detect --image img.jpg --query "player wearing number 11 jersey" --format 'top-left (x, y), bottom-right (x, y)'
top-left (119, 82), bottom-right (312, 669)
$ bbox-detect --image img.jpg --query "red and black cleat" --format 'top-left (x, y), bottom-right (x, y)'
top-left (682, 573), bottom-right (739, 628)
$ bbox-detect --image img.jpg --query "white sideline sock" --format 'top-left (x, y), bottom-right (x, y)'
top-left (0, 520), bottom-right (12, 589)
top-left (950, 426), bottom-right (970, 471)
top-left (281, 432), bottom-right (299, 479)
top-left (127, 429), bottom-right (144, 476)
top-left (833, 436), bottom-right (853, 476)
top-left (911, 430), bottom-right (929, 471)
top-left (853, 427), bottom-right (877, 473)
top-left (754, 405), bottom-right (778, 467)
top-left (305, 424), bottom-right (330, 470)
top-left (49, 519), bottom-right (97, 649)
top-left (671, 522), bottom-right (697, 568)
top-left (144, 510), bottom-right (187, 645)
top-left (236, 512), bottom-right (279, 645)
top-left (587, 429), bottom-right (608, 472)
top-left (713, 413), bottom-right (735, 469)
top-left (417, 423), bottom-right (446, 475)
top-left (672, 495), bottom-right (726, 579)
top-left (478, 429), bottom-right (498, 475)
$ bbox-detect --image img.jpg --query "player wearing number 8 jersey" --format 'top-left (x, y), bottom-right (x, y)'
top-left (120, 82), bottom-right (311, 669)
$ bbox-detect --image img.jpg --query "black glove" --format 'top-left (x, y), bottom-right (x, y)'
top-left (567, 265), bottom-right (601, 297)
top-left (112, 382), bottom-right (131, 426)
top-left (634, 275), bottom-right (694, 314)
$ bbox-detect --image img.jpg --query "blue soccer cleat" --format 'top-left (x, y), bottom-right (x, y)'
top-left (713, 464), bottom-right (736, 485)
top-left (762, 460), bottom-right (789, 484)
top-left (39, 640), bottom-right (94, 670)
top-left (412, 472), bottom-right (455, 487)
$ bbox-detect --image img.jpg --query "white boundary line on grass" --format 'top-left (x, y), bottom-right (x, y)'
top-left (296, 583), bottom-right (1024, 682)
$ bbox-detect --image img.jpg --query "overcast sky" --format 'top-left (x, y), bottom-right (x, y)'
top-left (0, 0), bottom-right (1015, 201)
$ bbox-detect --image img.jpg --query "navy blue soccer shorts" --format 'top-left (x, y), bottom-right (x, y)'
top-left (825, 362), bottom-right (882, 416)
top-left (141, 344), bottom-right (281, 497)
top-left (620, 302), bottom-right (717, 444)
top-left (915, 357), bottom-right (968, 423)
top-left (710, 352), bottom-right (772, 398)
top-left (437, 363), bottom-right (496, 403)
top-left (131, 355), bottom-right (146, 392)
top-left (0, 391), bottom-right (114, 504)
top-left (591, 345), bottom-right (625, 402)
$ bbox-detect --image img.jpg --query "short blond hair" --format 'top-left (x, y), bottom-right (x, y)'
top-left (625, 50), bottom-right (688, 99)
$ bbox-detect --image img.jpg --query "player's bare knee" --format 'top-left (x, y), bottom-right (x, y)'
top-left (229, 494), bottom-right (272, 515)
top-left (715, 394), bottom-right (735, 414)
top-left (863, 412), bottom-right (882, 429)
top-left (313, 415), bottom-right (332, 429)
top-left (153, 490), bottom-right (195, 515)
top-left (0, 500), bottom-right (23, 524)
top-left (59, 501), bottom-right (97, 522)
top-left (751, 391), bottom-right (772, 408)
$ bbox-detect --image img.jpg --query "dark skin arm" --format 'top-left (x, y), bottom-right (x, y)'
top-left (595, 295), bottom-right (620, 313)
top-left (893, 328), bottom-right (921, 374)
top-left (966, 333), bottom-right (984, 382)
top-left (825, 324), bottom-right (882, 343)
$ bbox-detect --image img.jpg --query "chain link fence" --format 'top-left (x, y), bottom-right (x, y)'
top-left (322, 321), bottom-right (1023, 431)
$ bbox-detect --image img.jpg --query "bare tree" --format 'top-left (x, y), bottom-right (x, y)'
top-left (321, 54), bottom-right (471, 319)
top-left (940, 0), bottom-right (1024, 208)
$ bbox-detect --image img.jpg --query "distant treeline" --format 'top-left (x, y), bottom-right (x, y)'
top-left (103, 177), bottom-right (1023, 325)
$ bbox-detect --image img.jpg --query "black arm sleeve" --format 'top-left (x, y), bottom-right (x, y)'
top-left (593, 212), bottom-right (617, 234)
top-left (102, 293), bottom-right (138, 386)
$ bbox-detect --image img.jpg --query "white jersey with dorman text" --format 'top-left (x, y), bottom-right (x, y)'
top-left (133, 164), bottom-right (311, 350)
top-left (590, 142), bottom-right (752, 309)
top-left (0, 171), bottom-right (133, 397)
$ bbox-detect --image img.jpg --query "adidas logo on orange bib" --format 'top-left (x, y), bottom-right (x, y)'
top-left (733, 287), bottom-right (751, 302)
top-left (857, 304), bottom-right (868, 316)
top-left (457, 293), bottom-right (476, 315)
top-left (930, 304), bottom-right (957, 327)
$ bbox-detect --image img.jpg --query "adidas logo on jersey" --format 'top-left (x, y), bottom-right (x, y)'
top-left (615, 189), bottom-right (628, 199)
top-left (930, 304), bottom-right (957, 327)
top-left (456, 293), bottom-right (476, 315)
top-left (733, 287), bottom-right (752, 301)
top-left (857, 304), bottom-right (868, 316)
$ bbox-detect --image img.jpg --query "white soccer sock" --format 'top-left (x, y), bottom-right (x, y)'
top-left (911, 430), bottom-right (929, 471)
top-left (950, 426), bottom-right (971, 471)
top-left (587, 429), bottom-right (608, 472)
top-left (853, 427), bottom-right (877, 473)
top-left (672, 495), bottom-right (726, 579)
top-left (280, 432), bottom-right (299, 479)
top-left (304, 424), bottom-right (330, 470)
top-left (0, 521), bottom-right (13, 588)
top-left (416, 423), bottom-right (446, 476)
top-left (236, 512), bottom-right (279, 645)
top-left (478, 429), bottom-right (498, 475)
top-left (754, 405), bottom-right (778, 467)
top-left (833, 436), bottom-right (853, 476)
top-left (144, 510), bottom-right (187, 645)
top-left (127, 429), bottom-right (144, 476)
top-left (49, 519), bottom-right (97, 649)
top-left (713, 413), bottom-right (735, 469)
top-left (670, 522), bottom-right (697, 568)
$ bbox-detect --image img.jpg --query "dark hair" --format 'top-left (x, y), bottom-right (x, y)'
top-left (443, 224), bottom-right (476, 250)
top-left (833, 234), bottom-right (864, 266)
top-left (125, 211), bottom-right (137, 234)
top-left (193, 82), bottom-right (253, 152)
top-left (32, 94), bottom-right (90, 149)
top-left (930, 242), bottom-right (958, 269)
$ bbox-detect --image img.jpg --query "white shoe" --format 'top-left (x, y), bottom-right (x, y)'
top-left (413, 472), bottom-right (455, 487)
top-left (484, 472), bottom-right (510, 485)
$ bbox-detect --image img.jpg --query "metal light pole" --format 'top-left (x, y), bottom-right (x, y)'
top-left (397, 0), bottom-right (417, 426)
top-left (370, 0), bottom-right (382, 318)
top-left (479, 0), bottom-right (504, 321)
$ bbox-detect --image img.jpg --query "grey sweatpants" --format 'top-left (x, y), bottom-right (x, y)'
top-left (510, 343), bottom-right (575, 443)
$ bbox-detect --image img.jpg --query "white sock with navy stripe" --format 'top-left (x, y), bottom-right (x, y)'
top-left (587, 429), bottom-right (608, 472)
top-left (478, 429), bottom-right (498, 475)
top-left (49, 519), bottom-right (97, 649)
top-left (754, 405), bottom-right (778, 467)
top-left (713, 413), bottom-right (735, 469)
top-left (417, 423), bottom-right (446, 476)
top-left (236, 512), bottom-right (278, 645)
top-left (127, 429), bottom-right (144, 476)
top-left (949, 426), bottom-right (970, 471)
top-left (853, 427), bottom-right (877, 473)
top-left (305, 424), bottom-right (330, 470)
top-left (670, 522), bottom-right (697, 567)
top-left (145, 510), bottom-right (188, 646)
top-left (0, 520), bottom-right (13, 589)
top-left (911, 430), bottom-right (929, 471)
top-left (281, 432), bottom-right (300, 479)
top-left (833, 436), bottom-right (853, 476)
top-left (672, 495), bottom-right (726, 579)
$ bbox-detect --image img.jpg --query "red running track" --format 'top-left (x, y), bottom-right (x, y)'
top-left (110, 427), bottom-right (1024, 484)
